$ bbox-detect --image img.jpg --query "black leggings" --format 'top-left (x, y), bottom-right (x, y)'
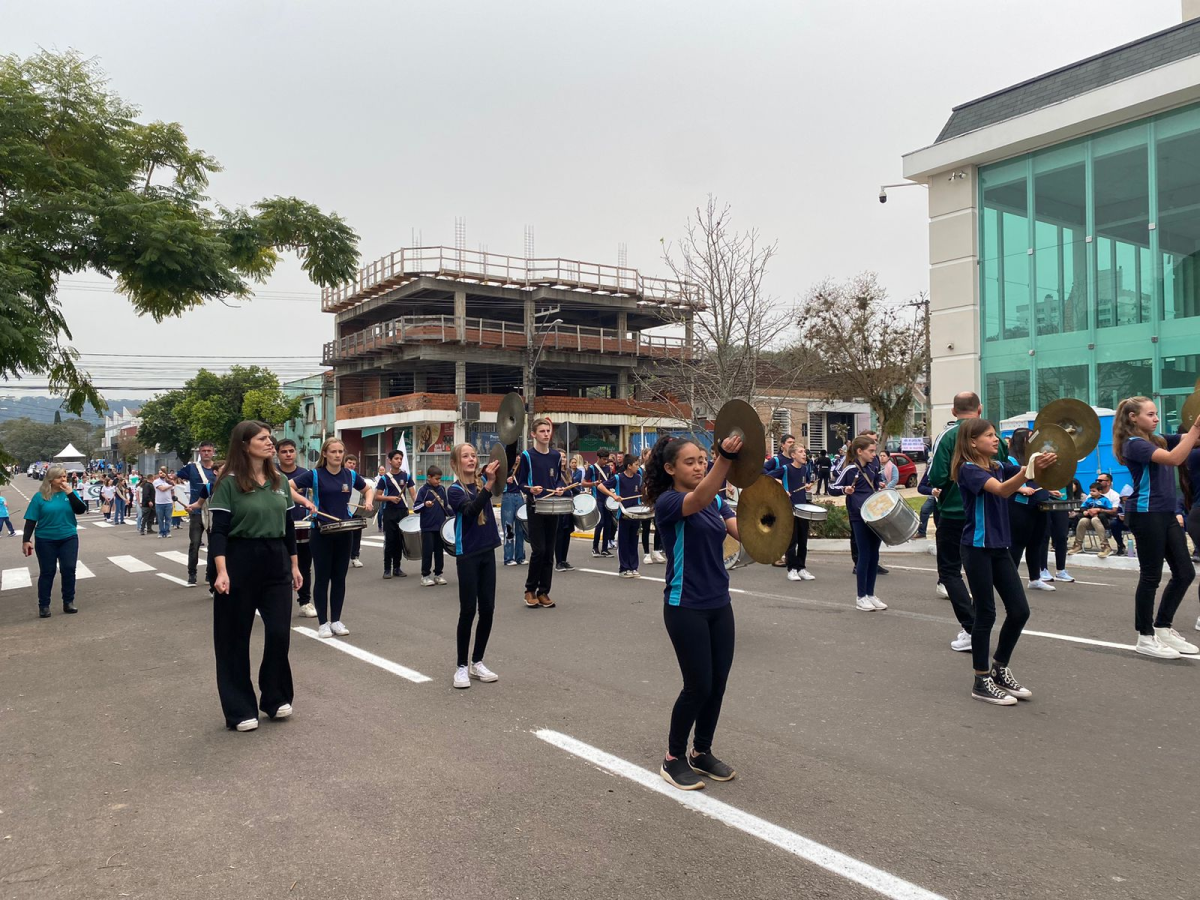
top-left (593, 507), bottom-right (614, 552)
top-left (525, 512), bottom-right (558, 596)
top-left (641, 519), bottom-right (662, 554)
top-left (1038, 510), bottom-right (1069, 573)
top-left (1007, 501), bottom-right (1047, 581)
top-left (786, 517), bottom-right (810, 570)
top-left (555, 513), bottom-right (572, 564)
top-left (1187, 505), bottom-right (1200, 560)
top-left (295, 539), bottom-right (312, 604)
top-left (663, 602), bottom-right (735, 758)
top-left (310, 529), bottom-right (352, 625)
top-left (455, 548), bottom-right (496, 667)
top-left (961, 545), bottom-right (1030, 673)
top-left (1126, 510), bottom-right (1195, 635)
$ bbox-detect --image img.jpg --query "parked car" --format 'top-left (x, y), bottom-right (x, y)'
top-left (890, 452), bottom-right (919, 489)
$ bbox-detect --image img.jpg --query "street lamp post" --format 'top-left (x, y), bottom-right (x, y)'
top-left (523, 313), bottom-right (562, 449)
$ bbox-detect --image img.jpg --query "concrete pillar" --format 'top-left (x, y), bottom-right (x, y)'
top-left (454, 360), bottom-right (467, 444)
top-left (523, 297), bottom-right (536, 438)
top-left (413, 371), bottom-right (427, 392)
top-left (617, 370), bottom-right (629, 399)
top-left (617, 311), bottom-right (628, 351)
top-left (454, 290), bottom-right (467, 342)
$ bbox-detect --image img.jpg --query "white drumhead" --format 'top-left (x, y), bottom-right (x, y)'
top-left (516, 504), bottom-right (528, 521)
top-left (573, 494), bottom-right (597, 515)
top-left (861, 489), bottom-right (901, 523)
top-left (400, 514), bottom-right (422, 533)
top-left (441, 519), bottom-right (456, 544)
top-left (605, 496), bottom-right (620, 512)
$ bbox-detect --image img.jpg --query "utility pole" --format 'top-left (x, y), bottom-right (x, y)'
top-left (524, 307), bottom-right (562, 450)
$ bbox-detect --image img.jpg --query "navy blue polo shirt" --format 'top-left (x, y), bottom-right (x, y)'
top-left (415, 483), bottom-right (449, 531)
top-left (281, 466), bottom-right (309, 522)
top-left (1123, 435), bottom-right (1181, 514)
top-left (958, 461), bottom-right (1021, 548)
top-left (376, 469), bottom-right (414, 502)
top-left (587, 462), bottom-right (610, 499)
top-left (448, 482), bottom-right (501, 555)
top-left (830, 461), bottom-right (883, 523)
top-left (176, 461), bottom-right (216, 515)
top-left (516, 447), bottom-right (563, 507)
top-left (769, 462), bottom-right (811, 505)
top-left (291, 467), bottom-right (367, 521)
top-left (656, 489), bottom-right (735, 609)
top-left (604, 472), bottom-right (643, 519)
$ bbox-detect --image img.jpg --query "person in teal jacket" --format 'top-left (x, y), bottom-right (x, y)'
top-left (0, 493), bottom-right (15, 535)
top-left (22, 465), bottom-right (87, 618)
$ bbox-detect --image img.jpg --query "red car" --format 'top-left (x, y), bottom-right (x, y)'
top-left (890, 453), bottom-right (919, 489)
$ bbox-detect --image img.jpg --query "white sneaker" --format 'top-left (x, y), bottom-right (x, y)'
top-left (1135, 634), bottom-right (1180, 659)
top-left (629, 570), bottom-right (641, 578)
top-left (469, 661), bottom-right (498, 682)
top-left (1027, 579), bottom-right (1055, 592)
top-left (330, 620), bottom-right (349, 636)
top-left (317, 623), bottom-right (333, 639)
top-left (869, 595), bottom-right (888, 610)
top-left (236, 719), bottom-right (258, 731)
top-left (1195, 615), bottom-right (1200, 633)
top-left (855, 596), bottom-right (876, 611)
top-left (798, 568), bottom-right (815, 581)
top-left (350, 558), bottom-right (364, 568)
top-left (435, 575), bottom-right (448, 585)
top-left (644, 553), bottom-right (654, 565)
top-left (421, 576), bottom-right (435, 586)
top-left (504, 560), bottom-right (518, 566)
top-left (1155, 626), bottom-right (1199, 655)
top-left (1039, 568), bottom-right (1053, 583)
top-left (273, 703), bottom-right (292, 719)
top-left (298, 602), bottom-right (317, 618)
top-left (935, 582), bottom-right (949, 599)
top-left (1054, 570), bottom-right (1075, 583)
top-left (786, 569), bottom-right (802, 582)
top-left (950, 630), bottom-right (972, 652)
top-left (652, 550), bottom-right (666, 563)
top-left (453, 665), bottom-right (470, 689)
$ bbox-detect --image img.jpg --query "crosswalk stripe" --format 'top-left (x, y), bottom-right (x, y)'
top-left (156, 551), bottom-right (192, 566)
top-left (109, 555), bottom-right (156, 573)
top-left (2, 567), bottom-right (32, 590)
top-left (75, 561), bottom-right (95, 580)
top-left (93, 522), bottom-right (114, 528)
top-left (156, 573), bottom-right (191, 586)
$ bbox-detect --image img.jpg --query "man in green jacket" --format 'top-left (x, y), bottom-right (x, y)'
top-left (929, 391), bottom-right (1010, 654)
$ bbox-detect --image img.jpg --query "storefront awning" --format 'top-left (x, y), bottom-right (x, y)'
top-left (360, 426), bottom-right (387, 438)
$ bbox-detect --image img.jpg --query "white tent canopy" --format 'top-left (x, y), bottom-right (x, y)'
top-left (54, 443), bottom-right (85, 460)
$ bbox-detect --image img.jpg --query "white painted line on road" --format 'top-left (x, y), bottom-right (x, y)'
top-left (2, 567), bottom-right (32, 590)
top-left (881, 563), bottom-right (1116, 587)
top-left (156, 573), bottom-right (191, 586)
top-left (75, 561), bottom-right (94, 580)
top-left (109, 555), bottom-right (156, 573)
top-left (293, 626), bottom-right (432, 683)
top-left (1023, 629), bottom-right (1198, 661)
top-left (534, 729), bottom-right (946, 900)
top-left (93, 522), bottom-right (114, 528)
top-left (360, 539), bottom-right (385, 547)
top-left (156, 550), bottom-right (192, 566)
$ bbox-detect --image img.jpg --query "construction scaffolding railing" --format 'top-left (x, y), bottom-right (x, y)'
top-left (321, 246), bottom-right (699, 312)
top-left (322, 315), bottom-right (693, 366)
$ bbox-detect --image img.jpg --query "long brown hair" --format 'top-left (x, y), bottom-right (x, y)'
top-left (216, 421), bottom-right (282, 495)
top-left (449, 443), bottom-right (486, 524)
top-left (950, 418), bottom-right (998, 482)
top-left (1113, 396), bottom-right (1165, 465)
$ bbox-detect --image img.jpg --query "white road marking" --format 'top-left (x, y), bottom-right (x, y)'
top-left (93, 522), bottom-right (114, 528)
top-left (880, 562), bottom-right (1120, 587)
top-left (293, 626), bottom-right (432, 683)
top-left (2, 567), bottom-right (32, 590)
top-left (1023, 629), bottom-right (1198, 661)
top-left (155, 550), bottom-right (194, 567)
top-left (360, 539), bottom-right (385, 547)
top-left (75, 561), bottom-right (94, 580)
top-left (109, 555), bottom-right (156, 573)
top-left (535, 729), bottom-right (946, 900)
top-left (156, 573), bottom-right (191, 586)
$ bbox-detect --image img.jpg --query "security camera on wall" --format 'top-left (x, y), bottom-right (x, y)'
top-left (879, 190), bottom-right (888, 204)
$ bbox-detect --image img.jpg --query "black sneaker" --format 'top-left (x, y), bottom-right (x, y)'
top-left (62, 603), bottom-right (78, 614)
top-left (187, 575), bottom-right (197, 586)
top-left (1116, 548), bottom-right (1128, 557)
top-left (591, 550), bottom-right (602, 558)
top-left (383, 571), bottom-right (393, 579)
top-left (554, 564), bottom-right (567, 572)
top-left (39, 607), bottom-right (51, 619)
top-left (559, 561), bottom-right (575, 571)
top-left (394, 569), bottom-right (407, 578)
top-left (688, 750), bottom-right (735, 781)
top-left (990, 663), bottom-right (1032, 700)
top-left (600, 551), bottom-right (613, 558)
top-left (972, 674), bottom-right (1017, 706)
top-left (660, 756), bottom-right (705, 790)
top-left (876, 565), bottom-right (889, 575)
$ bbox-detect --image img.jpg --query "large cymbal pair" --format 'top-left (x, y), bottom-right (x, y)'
top-left (712, 399), bottom-right (792, 566)
top-left (1027, 398), bottom-right (1102, 491)
top-left (497, 392), bottom-right (526, 445)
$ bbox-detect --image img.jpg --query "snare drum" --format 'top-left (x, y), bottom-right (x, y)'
top-left (295, 520), bottom-right (312, 544)
top-left (860, 489), bottom-right (919, 546)
top-left (516, 504), bottom-right (528, 522)
top-left (623, 504), bottom-right (654, 520)
top-left (792, 503), bottom-right (828, 521)
top-left (723, 534), bottom-right (751, 570)
top-left (535, 496), bottom-right (574, 516)
top-left (316, 517), bottom-right (368, 537)
top-left (572, 494), bottom-right (600, 531)
top-left (400, 514), bottom-right (423, 561)
top-left (441, 519), bottom-right (458, 557)
top-left (605, 496), bottom-right (621, 513)
top-left (1038, 499), bottom-right (1082, 512)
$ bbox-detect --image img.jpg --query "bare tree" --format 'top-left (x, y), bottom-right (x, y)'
top-left (797, 273), bottom-right (929, 444)
top-left (634, 197), bottom-right (812, 433)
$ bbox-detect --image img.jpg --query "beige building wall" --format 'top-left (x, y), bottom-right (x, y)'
top-left (926, 167), bottom-right (981, 426)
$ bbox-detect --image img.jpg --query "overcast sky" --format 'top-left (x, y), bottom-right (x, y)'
top-left (2, 0), bottom-right (1184, 399)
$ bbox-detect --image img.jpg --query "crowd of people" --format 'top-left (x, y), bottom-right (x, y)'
top-left (13, 393), bottom-right (1200, 784)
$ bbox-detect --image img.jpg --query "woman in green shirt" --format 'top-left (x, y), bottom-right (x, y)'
top-left (22, 465), bottom-right (88, 618)
top-left (208, 421), bottom-right (303, 732)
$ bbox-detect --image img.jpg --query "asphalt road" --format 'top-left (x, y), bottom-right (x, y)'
top-left (2, 477), bottom-right (1199, 900)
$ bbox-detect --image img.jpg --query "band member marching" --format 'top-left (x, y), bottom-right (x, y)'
top-left (639, 447), bottom-right (664, 565)
top-left (377, 449), bottom-right (416, 579)
top-left (589, 448), bottom-right (615, 558)
top-left (1112, 397), bottom-right (1200, 659)
top-left (277, 440), bottom-right (316, 618)
top-left (599, 453), bottom-right (643, 578)
top-left (415, 465), bottom-right (449, 586)
top-left (768, 444), bottom-right (817, 581)
top-left (290, 439), bottom-right (375, 639)
top-left (515, 417), bottom-right (567, 609)
top-left (645, 433), bottom-right (742, 791)
top-left (830, 435), bottom-right (888, 611)
top-left (448, 444), bottom-right (502, 689)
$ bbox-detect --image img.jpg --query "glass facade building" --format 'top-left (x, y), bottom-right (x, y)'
top-left (979, 102), bottom-right (1200, 429)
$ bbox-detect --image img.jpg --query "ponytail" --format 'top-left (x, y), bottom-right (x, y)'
top-left (643, 436), bottom-right (692, 507)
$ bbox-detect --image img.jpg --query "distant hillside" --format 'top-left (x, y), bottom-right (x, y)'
top-left (0, 395), bottom-right (150, 427)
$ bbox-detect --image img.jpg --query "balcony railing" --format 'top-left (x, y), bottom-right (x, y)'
top-left (322, 246), bottom-right (699, 312)
top-left (322, 315), bottom-right (692, 366)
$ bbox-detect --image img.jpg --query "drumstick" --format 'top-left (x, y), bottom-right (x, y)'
top-left (315, 510), bottom-right (342, 522)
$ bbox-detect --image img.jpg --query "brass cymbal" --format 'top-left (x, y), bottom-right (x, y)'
top-left (488, 443), bottom-right (508, 496)
top-left (735, 475), bottom-right (794, 565)
top-left (713, 399), bottom-right (767, 488)
top-left (1026, 424), bottom-right (1079, 492)
top-left (497, 392), bottom-right (526, 445)
top-left (1034, 398), bottom-right (1100, 460)
top-left (1182, 390), bottom-right (1200, 430)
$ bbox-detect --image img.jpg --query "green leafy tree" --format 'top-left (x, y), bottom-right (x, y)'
top-left (0, 417), bottom-right (102, 465)
top-left (0, 49), bottom-right (358, 472)
top-left (138, 366), bottom-right (300, 459)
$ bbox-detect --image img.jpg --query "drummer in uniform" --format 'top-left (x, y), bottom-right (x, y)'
top-left (377, 450), bottom-right (416, 580)
top-left (415, 465), bottom-right (449, 586)
top-left (277, 439), bottom-right (316, 618)
top-left (600, 453), bottom-right (644, 578)
top-left (768, 444), bottom-right (817, 582)
top-left (762, 434), bottom-right (795, 475)
top-left (589, 449), bottom-right (614, 558)
top-left (515, 417), bottom-right (567, 609)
